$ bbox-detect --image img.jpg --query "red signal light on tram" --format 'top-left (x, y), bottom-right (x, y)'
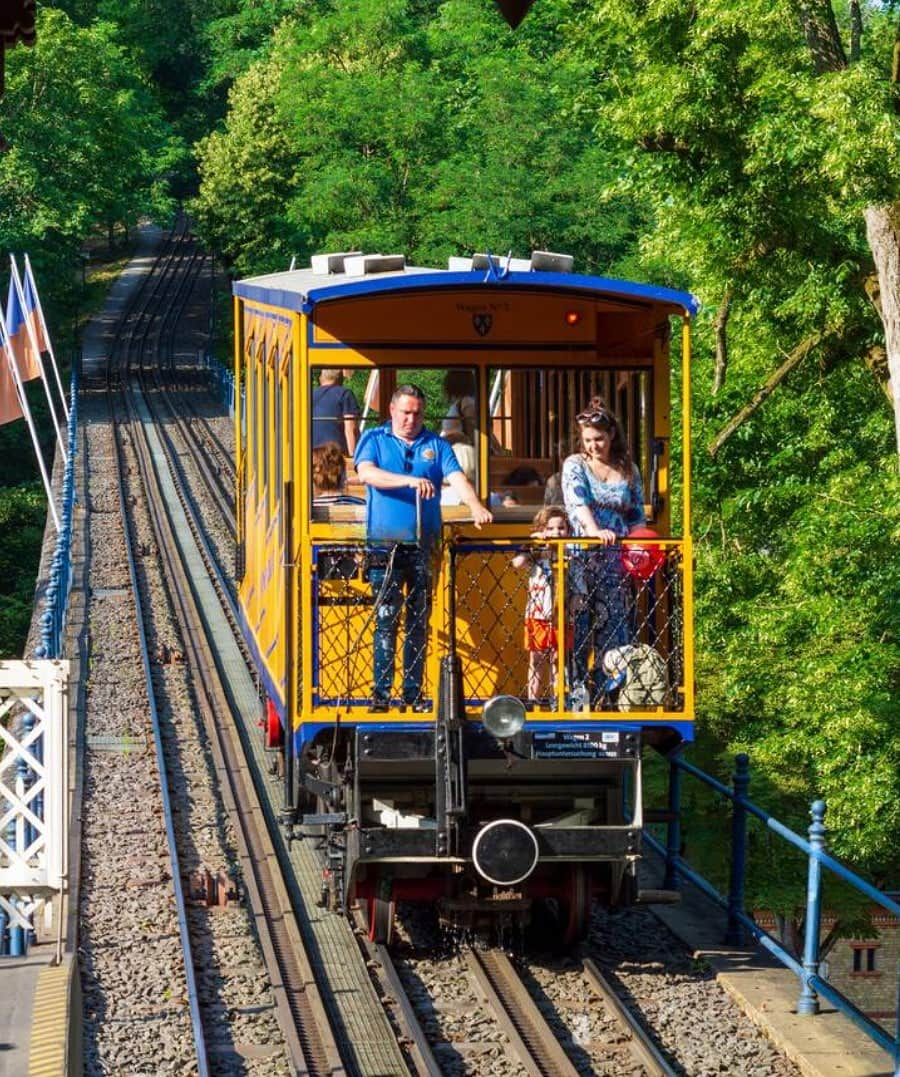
top-left (564, 311), bottom-right (582, 326)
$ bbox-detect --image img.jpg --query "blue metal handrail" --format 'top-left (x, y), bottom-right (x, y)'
top-left (34, 366), bottom-right (78, 661)
top-left (3, 370), bottom-right (78, 957)
top-left (199, 352), bottom-right (234, 416)
top-left (648, 751), bottom-right (900, 1073)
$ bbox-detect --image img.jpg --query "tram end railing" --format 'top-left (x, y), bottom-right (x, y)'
top-left (309, 535), bottom-right (688, 719)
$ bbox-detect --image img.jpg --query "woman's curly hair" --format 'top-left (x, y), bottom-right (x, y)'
top-left (312, 441), bottom-right (346, 493)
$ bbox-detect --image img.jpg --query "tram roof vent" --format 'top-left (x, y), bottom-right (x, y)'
top-left (343, 253), bottom-right (406, 277)
top-left (449, 252), bottom-right (572, 273)
top-left (530, 250), bottom-right (575, 273)
top-left (311, 251), bottom-right (363, 275)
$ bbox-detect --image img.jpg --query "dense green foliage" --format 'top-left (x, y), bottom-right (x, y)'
top-left (0, 484), bottom-right (48, 655)
top-left (0, 0), bottom-right (896, 921)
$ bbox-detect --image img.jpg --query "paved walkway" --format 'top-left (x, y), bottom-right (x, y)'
top-left (641, 854), bottom-right (895, 1077)
top-left (81, 224), bottom-right (165, 380)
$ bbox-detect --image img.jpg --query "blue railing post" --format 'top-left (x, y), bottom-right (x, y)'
top-left (726, 752), bottom-right (750, 946)
top-left (0, 905), bottom-right (7, 955)
top-left (894, 956), bottom-right (899, 1073)
top-left (8, 752), bottom-right (27, 958)
top-left (663, 752), bottom-right (682, 890)
top-left (21, 711), bottom-right (35, 852)
top-left (8, 899), bottom-right (25, 957)
top-left (39, 608), bottom-right (53, 660)
top-left (798, 799), bottom-right (827, 1015)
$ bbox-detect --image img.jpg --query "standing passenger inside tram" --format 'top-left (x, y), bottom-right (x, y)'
top-left (561, 405), bottom-right (646, 705)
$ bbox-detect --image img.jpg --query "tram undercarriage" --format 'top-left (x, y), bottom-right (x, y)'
top-left (296, 659), bottom-right (646, 945)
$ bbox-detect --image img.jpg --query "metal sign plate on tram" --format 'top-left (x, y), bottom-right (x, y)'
top-left (533, 730), bottom-right (633, 759)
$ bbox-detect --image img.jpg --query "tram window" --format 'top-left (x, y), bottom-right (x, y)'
top-left (487, 367), bottom-right (653, 509)
top-left (240, 335), bottom-right (252, 467)
top-left (251, 343), bottom-right (260, 510)
top-left (262, 343), bottom-right (271, 509)
top-left (310, 367), bottom-right (370, 451)
top-left (388, 366), bottom-right (480, 494)
top-left (274, 352), bottom-right (282, 504)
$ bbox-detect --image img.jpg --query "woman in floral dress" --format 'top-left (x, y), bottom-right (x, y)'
top-left (561, 405), bottom-right (646, 703)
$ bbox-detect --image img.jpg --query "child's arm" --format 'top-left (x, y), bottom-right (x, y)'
top-left (511, 529), bottom-right (545, 569)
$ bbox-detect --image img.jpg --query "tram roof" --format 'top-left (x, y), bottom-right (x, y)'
top-left (233, 262), bottom-right (700, 318)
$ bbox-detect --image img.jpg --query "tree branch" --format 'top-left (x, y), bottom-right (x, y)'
top-left (849, 0), bottom-right (861, 63)
top-left (708, 331), bottom-right (825, 457)
top-left (712, 284), bottom-right (733, 396)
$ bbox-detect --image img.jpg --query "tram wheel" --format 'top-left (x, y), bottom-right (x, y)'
top-left (561, 865), bottom-right (592, 946)
top-left (367, 896), bottom-right (396, 945)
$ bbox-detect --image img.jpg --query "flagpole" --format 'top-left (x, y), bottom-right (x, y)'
top-left (0, 306), bottom-right (61, 532)
top-left (9, 255), bottom-right (67, 464)
top-left (23, 253), bottom-right (69, 423)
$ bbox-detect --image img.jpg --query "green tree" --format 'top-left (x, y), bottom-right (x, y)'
top-left (572, 0), bottom-right (900, 914)
top-left (192, 0), bottom-right (636, 274)
top-left (192, 50), bottom-right (302, 273)
top-left (0, 484), bottom-right (47, 657)
top-left (0, 8), bottom-right (182, 263)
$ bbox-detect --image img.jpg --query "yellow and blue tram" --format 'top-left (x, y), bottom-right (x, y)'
top-left (233, 251), bottom-right (698, 942)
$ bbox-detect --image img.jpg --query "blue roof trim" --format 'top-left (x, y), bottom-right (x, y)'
top-left (234, 270), bottom-right (700, 317)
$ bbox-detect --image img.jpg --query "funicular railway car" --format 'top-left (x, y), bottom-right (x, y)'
top-left (233, 251), bottom-right (699, 944)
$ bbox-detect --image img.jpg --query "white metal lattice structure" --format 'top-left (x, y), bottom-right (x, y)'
top-left (0, 660), bottom-right (69, 933)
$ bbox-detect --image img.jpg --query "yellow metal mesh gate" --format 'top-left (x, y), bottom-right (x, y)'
top-left (310, 539), bottom-right (685, 715)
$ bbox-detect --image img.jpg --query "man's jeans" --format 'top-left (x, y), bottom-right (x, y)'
top-left (368, 546), bottom-right (432, 703)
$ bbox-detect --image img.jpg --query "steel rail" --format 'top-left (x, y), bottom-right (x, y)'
top-left (102, 217), bottom-right (190, 391)
top-left (113, 233), bottom-right (346, 1075)
top-left (149, 380), bottom-right (236, 542)
top-left (465, 947), bottom-right (580, 1077)
top-left (123, 385), bottom-right (343, 1076)
top-left (582, 957), bottom-right (678, 1076)
top-left (109, 392), bottom-right (211, 1077)
top-left (350, 908), bottom-right (443, 1077)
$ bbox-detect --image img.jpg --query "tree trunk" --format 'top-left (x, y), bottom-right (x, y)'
top-left (794, 0), bottom-right (847, 73)
top-left (864, 203), bottom-right (900, 457)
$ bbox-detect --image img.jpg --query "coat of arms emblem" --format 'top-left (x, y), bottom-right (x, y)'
top-left (472, 313), bottom-right (493, 337)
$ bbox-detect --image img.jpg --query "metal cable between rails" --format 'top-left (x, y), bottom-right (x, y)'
top-left (465, 947), bottom-right (580, 1077)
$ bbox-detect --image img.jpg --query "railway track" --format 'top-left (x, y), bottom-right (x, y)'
top-left (120, 383), bottom-right (341, 1074)
top-left (117, 225), bottom-right (343, 1074)
top-left (82, 219), bottom-right (413, 1076)
top-left (466, 947), bottom-right (581, 1076)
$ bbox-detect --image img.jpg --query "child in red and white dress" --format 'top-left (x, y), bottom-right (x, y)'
top-left (512, 506), bottom-right (585, 700)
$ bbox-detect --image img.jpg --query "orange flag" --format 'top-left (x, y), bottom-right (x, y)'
top-left (22, 261), bottom-right (48, 353)
top-left (5, 271), bottom-right (41, 380)
top-left (0, 343), bottom-right (24, 425)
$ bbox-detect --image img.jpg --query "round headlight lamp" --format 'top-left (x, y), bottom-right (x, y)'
top-left (481, 695), bottom-right (526, 740)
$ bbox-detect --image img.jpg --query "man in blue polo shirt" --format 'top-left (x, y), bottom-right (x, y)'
top-left (355, 383), bottom-right (492, 710)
